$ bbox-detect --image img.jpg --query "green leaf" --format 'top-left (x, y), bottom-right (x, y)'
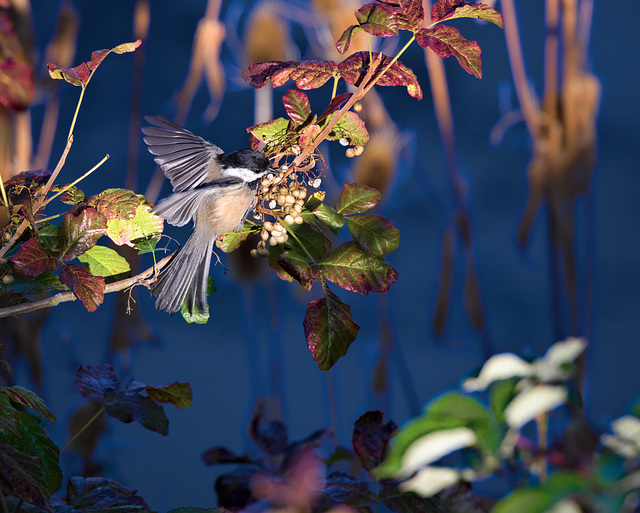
top-left (11, 238), bottom-right (60, 278)
top-left (181, 298), bottom-right (210, 324)
top-left (38, 224), bottom-right (61, 253)
top-left (416, 24), bottom-right (482, 78)
top-left (489, 378), bottom-right (518, 425)
top-left (376, 392), bottom-right (501, 478)
top-left (319, 241), bottom-right (397, 294)
top-left (106, 204), bottom-right (164, 247)
top-left (1, 272), bottom-right (68, 295)
top-left (215, 225), bottom-right (256, 253)
top-left (59, 207), bottom-right (108, 261)
top-left (336, 183), bottom-right (381, 215)
top-left (50, 184), bottom-right (85, 205)
top-left (303, 284), bottom-right (360, 370)
top-left (59, 263), bottom-right (105, 312)
top-left (324, 110), bottom-right (369, 146)
top-left (77, 245), bottom-right (131, 279)
top-left (283, 89), bottom-right (312, 125)
top-left (246, 117), bottom-right (291, 152)
top-left (87, 188), bottom-right (141, 220)
top-left (347, 214), bottom-right (399, 256)
top-left (47, 40), bottom-right (141, 87)
top-left (1, 386), bottom-right (55, 422)
top-left (285, 221), bottom-right (331, 260)
top-left (312, 203), bottom-right (345, 235)
top-left (133, 235), bottom-right (159, 255)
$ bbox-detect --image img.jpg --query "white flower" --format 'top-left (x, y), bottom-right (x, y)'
top-left (399, 427), bottom-right (477, 477)
top-left (504, 385), bottom-right (568, 430)
top-left (533, 337), bottom-right (587, 382)
top-left (462, 353), bottom-right (533, 391)
top-left (602, 415), bottom-right (640, 458)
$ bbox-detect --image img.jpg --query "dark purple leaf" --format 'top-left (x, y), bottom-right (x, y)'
top-left (304, 285), bottom-right (360, 370)
top-left (336, 183), bottom-right (381, 215)
top-left (283, 89), bottom-right (312, 125)
top-left (323, 471), bottom-right (374, 507)
top-left (74, 364), bottom-right (120, 401)
top-left (352, 411), bottom-right (397, 471)
top-left (47, 41), bottom-right (141, 87)
top-left (380, 483), bottom-right (443, 512)
top-left (59, 264), bottom-right (105, 312)
top-left (3, 170), bottom-right (51, 204)
top-left (87, 188), bottom-right (140, 220)
top-left (290, 60), bottom-right (339, 90)
top-left (416, 24), bottom-right (482, 78)
top-left (202, 446), bottom-right (253, 465)
top-left (318, 92), bottom-right (353, 123)
top-left (59, 207), bottom-right (108, 261)
top-left (216, 464), bottom-right (268, 510)
top-left (105, 391), bottom-right (169, 435)
top-left (319, 241), bottom-right (398, 295)
top-left (277, 251), bottom-right (320, 291)
top-left (338, 51), bottom-right (423, 100)
top-left (11, 238), bottom-right (59, 278)
top-left (250, 408), bottom-right (288, 455)
top-left (347, 214), bottom-right (400, 256)
top-left (65, 476), bottom-right (150, 511)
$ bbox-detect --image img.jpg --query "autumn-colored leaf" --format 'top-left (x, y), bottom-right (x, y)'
top-left (75, 364), bottom-right (120, 401)
top-left (87, 188), bottom-right (140, 220)
top-left (241, 60), bottom-right (298, 88)
top-left (51, 184), bottom-right (85, 205)
top-left (338, 51), bottom-right (423, 100)
top-left (324, 111), bottom-right (369, 146)
top-left (336, 183), bottom-right (381, 215)
top-left (215, 226), bottom-right (255, 253)
top-left (59, 207), bottom-right (108, 261)
top-left (319, 241), bottom-right (398, 295)
top-left (0, 12), bottom-right (34, 110)
top-left (303, 284), bottom-right (360, 370)
top-left (2, 170), bottom-right (51, 205)
top-left (277, 251), bottom-right (320, 291)
top-left (317, 92), bottom-right (353, 123)
top-left (436, 3), bottom-right (504, 28)
top-left (298, 124), bottom-right (322, 150)
top-left (347, 214), bottom-right (400, 256)
top-left (127, 380), bottom-right (193, 410)
top-left (11, 238), bottom-right (59, 278)
top-left (283, 89), bottom-right (312, 125)
top-left (416, 24), bottom-right (482, 78)
top-left (431, 0), bottom-right (463, 22)
top-left (47, 40), bottom-right (141, 87)
top-left (106, 203), bottom-right (163, 247)
top-left (355, 2), bottom-right (399, 37)
top-left (247, 117), bottom-right (291, 151)
top-left (59, 264), bottom-right (105, 312)
top-left (242, 59), bottom-right (338, 90)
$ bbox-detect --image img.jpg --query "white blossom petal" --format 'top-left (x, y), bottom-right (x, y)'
top-left (504, 385), bottom-right (568, 430)
top-left (400, 427), bottom-right (477, 477)
top-left (602, 415), bottom-right (640, 458)
top-left (399, 466), bottom-right (461, 497)
top-left (547, 498), bottom-right (582, 513)
top-left (534, 337), bottom-right (587, 382)
top-left (462, 353), bottom-right (533, 391)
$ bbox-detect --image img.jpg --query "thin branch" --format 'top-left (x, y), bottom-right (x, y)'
top-left (0, 254), bottom-right (173, 319)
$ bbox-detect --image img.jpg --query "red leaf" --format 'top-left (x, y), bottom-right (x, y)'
top-left (283, 89), bottom-right (312, 125)
top-left (47, 40), bottom-right (141, 87)
top-left (355, 3), bottom-right (399, 36)
top-left (277, 251), bottom-right (320, 291)
top-left (416, 24), bottom-right (482, 78)
top-left (431, 0), bottom-right (463, 22)
top-left (338, 51), bottom-right (423, 100)
top-left (59, 264), bottom-right (105, 312)
top-left (352, 411), bottom-right (397, 471)
top-left (11, 238), bottom-right (60, 278)
top-left (242, 60), bottom-right (338, 90)
top-left (317, 92), bottom-right (352, 123)
top-left (319, 241), bottom-right (398, 295)
top-left (59, 207), bottom-right (108, 261)
top-left (436, 3), bottom-right (504, 28)
top-left (303, 285), bottom-right (360, 371)
top-left (87, 188), bottom-right (140, 220)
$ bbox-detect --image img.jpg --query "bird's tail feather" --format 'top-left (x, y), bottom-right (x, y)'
top-left (152, 234), bottom-right (214, 315)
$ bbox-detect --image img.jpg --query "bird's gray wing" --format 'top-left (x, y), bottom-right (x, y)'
top-left (142, 115), bottom-right (224, 193)
top-left (152, 179), bottom-right (241, 227)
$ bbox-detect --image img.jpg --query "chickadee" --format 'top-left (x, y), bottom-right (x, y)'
top-left (142, 115), bottom-right (272, 315)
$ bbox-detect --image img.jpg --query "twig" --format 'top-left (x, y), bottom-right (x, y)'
top-left (0, 254), bottom-right (173, 319)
